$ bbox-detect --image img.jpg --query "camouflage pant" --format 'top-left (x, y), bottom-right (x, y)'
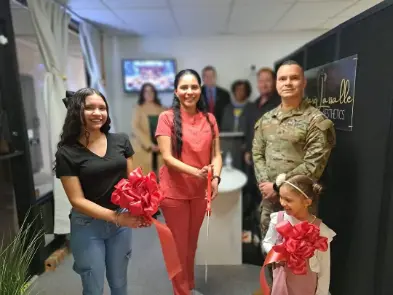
top-left (259, 198), bottom-right (283, 245)
top-left (259, 197), bottom-right (319, 243)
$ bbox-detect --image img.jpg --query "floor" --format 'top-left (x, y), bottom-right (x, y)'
top-left (30, 217), bottom-right (261, 295)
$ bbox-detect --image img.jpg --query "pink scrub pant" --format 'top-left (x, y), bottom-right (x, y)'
top-left (160, 197), bottom-right (207, 295)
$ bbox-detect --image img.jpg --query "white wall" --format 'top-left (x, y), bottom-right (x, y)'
top-left (103, 31), bottom-right (326, 133)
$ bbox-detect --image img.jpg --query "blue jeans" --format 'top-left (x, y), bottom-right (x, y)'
top-left (70, 209), bottom-right (132, 295)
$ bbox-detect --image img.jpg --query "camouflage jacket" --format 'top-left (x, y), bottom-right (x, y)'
top-left (252, 100), bottom-right (336, 183)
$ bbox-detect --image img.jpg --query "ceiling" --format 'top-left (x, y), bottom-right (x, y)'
top-left (52, 0), bottom-right (382, 36)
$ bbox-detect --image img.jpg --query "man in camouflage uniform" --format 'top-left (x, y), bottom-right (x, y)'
top-left (252, 60), bottom-right (336, 242)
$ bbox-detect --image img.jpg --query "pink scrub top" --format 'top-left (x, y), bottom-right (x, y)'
top-left (155, 109), bottom-right (219, 199)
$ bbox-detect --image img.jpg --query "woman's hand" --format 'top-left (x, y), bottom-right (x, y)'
top-left (211, 178), bottom-right (219, 200)
top-left (194, 165), bottom-right (213, 179)
top-left (117, 213), bottom-right (152, 228)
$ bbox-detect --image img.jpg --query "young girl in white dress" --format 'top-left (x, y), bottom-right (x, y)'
top-left (263, 174), bottom-right (336, 295)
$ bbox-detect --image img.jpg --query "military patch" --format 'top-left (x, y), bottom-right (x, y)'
top-left (327, 126), bottom-right (336, 146)
top-left (316, 119), bottom-right (333, 131)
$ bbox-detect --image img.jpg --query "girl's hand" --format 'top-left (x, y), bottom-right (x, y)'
top-left (117, 213), bottom-right (152, 228)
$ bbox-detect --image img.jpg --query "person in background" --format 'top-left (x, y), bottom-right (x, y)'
top-left (156, 69), bottom-right (222, 295)
top-left (55, 88), bottom-right (150, 295)
top-left (243, 67), bottom-right (279, 219)
top-left (263, 175), bottom-right (335, 295)
top-left (244, 68), bottom-right (280, 166)
top-left (220, 79), bottom-right (251, 171)
top-left (130, 83), bottom-right (166, 175)
top-left (242, 69), bottom-right (280, 273)
top-left (220, 79), bottom-right (252, 133)
top-left (201, 65), bottom-right (230, 128)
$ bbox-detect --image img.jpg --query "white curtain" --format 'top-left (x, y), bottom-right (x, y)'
top-left (79, 21), bottom-right (115, 131)
top-left (27, 0), bottom-right (71, 234)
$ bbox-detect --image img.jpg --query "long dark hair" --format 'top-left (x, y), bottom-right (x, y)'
top-left (56, 87), bottom-right (111, 150)
top-left (138, 83), bottom-right (162, 106)
top-left (172, 69), bottom-right (215, 157)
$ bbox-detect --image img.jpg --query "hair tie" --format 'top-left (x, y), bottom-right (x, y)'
top-left (273, 173), bottom-right (286, 193)
top-left (62, 90), bottom-right (75, 108)
top-left (276, 173), bottom-right (286, 186)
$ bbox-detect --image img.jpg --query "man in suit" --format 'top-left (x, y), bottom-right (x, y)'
top-left (201, 65), bottom-right (230, 128)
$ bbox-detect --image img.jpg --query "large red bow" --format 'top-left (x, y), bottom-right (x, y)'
top-left (260, 220), bottom-right (328, 295)
top-left (111, 167), bottom-right (164, 216)
top-left (273, 221), bottom-right (328, 275)
top-left (111, 167), bottom-right (181, 279)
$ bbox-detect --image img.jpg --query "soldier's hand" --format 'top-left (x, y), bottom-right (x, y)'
top-left (259, 182), bottom-right (277, 200)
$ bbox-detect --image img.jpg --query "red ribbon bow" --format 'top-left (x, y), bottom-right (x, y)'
top-left (260, 220), bottom-right (328, 295)
top-left (111, 167), bottom-right (181, 280)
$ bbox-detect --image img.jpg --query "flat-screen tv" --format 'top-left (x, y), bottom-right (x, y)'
top-left (122, 59), bottom-right (177, 93)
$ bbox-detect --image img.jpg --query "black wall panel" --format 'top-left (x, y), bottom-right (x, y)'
top-left (273, 2), bottom-right (393, 295)
top-left (306, 33), bottom-right (337, 70)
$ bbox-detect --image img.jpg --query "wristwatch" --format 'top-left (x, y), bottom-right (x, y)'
top-left (212, 175), bottom-right (221, 184)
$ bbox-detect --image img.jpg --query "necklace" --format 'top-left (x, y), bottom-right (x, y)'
top-left (309, 214), bottom-right (317, 224)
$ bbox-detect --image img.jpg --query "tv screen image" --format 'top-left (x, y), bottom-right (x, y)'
top-left (122, 59), bottom-right (176, 93)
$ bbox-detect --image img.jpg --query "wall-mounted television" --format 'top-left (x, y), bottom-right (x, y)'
top-left (122, 59), bottom-right (177, 93)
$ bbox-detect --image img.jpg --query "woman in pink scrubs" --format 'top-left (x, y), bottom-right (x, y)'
top-left (156, 69), bottom-right (223, 295)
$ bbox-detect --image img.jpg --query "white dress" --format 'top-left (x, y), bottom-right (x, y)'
top-left (263, 212), bottom-right (336, 295)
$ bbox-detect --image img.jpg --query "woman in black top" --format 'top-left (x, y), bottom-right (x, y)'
top-left (55, 88), bottom-right (149, 295)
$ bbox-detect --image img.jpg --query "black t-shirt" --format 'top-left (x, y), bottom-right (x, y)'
top-left (55, 133), bottom-right (134, 210)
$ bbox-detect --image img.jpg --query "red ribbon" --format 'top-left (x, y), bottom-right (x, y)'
top-left (150, 217), bottom-right (182, 279)
top-left (111, 167), bottom-right (181, 280)
top-left (260, 247), bottom-right (286, 295)
top-left (259, 220), bottom-right (328, 295)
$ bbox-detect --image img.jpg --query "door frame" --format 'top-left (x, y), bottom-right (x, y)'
top-left (0, 0), bottom-right (46, 274)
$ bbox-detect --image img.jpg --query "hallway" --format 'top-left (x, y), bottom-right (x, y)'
top-left (31, 218), bottom-right (260, 295)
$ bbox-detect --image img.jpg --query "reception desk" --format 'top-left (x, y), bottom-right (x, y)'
top-left (195, 165), bottom-right (247, 265)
